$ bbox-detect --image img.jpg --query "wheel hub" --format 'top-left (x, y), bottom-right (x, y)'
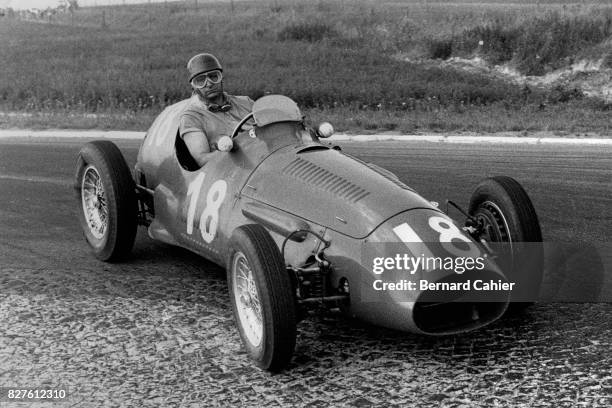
top-left (475, 201), bottom-right (510, 244)
top-left (474, 201), bottom-right (515, 271)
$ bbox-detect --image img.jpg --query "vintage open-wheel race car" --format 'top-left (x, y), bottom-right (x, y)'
top-left (75, 95), bottom-right (543, 371)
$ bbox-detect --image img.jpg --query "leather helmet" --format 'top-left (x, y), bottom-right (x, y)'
top-left (187, 53), bottom-right (223, 82)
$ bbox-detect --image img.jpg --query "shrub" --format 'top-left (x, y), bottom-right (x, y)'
top-left (427, 38), bottom-right (453, 60)
top-left (455, 24), bottom-right (519, 64)
top-left (514, 13), bottom-right (612, 75)
top-left (434, 11), bottom-right (612, 75)
top-left (278, 22), bottom-right (338, 42)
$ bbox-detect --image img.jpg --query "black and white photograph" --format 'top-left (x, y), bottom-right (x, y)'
top-left (0, 0), bottom-right (610, 406)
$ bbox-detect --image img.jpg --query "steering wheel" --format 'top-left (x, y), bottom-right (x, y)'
top-left (230, 112), bottom-right (254, 139)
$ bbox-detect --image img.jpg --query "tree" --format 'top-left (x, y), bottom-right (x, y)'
top-left (67, 0), bottom-right (79, 12)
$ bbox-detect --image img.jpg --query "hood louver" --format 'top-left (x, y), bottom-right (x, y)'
top-left (283, 158), bottom-right (370, 203)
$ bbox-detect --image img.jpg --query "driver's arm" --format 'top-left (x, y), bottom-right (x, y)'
top-left (183, 130), bottom-right (215, 167)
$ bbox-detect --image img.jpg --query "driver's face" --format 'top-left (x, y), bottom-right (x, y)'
top-left (193, 74), bottom-right (224, 102)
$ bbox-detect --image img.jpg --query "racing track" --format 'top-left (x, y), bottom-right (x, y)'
top-left (0, 137), bottom-right (611, 407)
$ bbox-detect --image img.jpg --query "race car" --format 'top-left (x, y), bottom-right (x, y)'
top-left (75, 95), bottom-right (542, 371)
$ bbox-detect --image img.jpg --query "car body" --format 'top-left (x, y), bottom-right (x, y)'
top-left (77, 95), bottom-right (542, 370)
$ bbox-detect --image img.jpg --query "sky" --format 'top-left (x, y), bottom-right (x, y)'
top-left (0, 0), bottom-right (182, 9)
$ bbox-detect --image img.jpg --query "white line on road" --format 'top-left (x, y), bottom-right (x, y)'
top-left (1, 130), bottom-right (612, 145)
top-left (0, 174), bottom-right (72, 186)
top-left (0, 130), bottom-right (145, 140)
top-left (330, 134), bottom-right (612, 145)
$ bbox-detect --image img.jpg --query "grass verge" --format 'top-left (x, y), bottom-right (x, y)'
top-left (2, 101), bottom-right (610, 135)
top-left (1, 0), bottom-right (611, 133)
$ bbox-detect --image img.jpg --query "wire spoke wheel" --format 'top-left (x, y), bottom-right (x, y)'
top-left (469, 176), bottom-right (543, 312)
top-left (75, 141), bottom-right (137, 261)
top-left (232, 251), bottom-right (264, 347)
top-left (227, 224), bottom-right (297, 371)
top-left (81, 165), bottom-right (108, 239)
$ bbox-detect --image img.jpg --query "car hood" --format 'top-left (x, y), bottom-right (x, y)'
top-left (241, 145), bottom-right (437, 238)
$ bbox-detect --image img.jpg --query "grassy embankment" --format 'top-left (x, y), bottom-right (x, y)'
top-left (0, 0), bottom-right (611, 133)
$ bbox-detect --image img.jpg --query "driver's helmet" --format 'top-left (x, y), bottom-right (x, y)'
top-left (187, 53), bottom-right (222, 82)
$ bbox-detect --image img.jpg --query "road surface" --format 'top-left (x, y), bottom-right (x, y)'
top-left (0, 138), bottom-right (610, 407)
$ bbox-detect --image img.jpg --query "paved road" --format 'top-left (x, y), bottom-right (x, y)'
top-left (0, 138), bottom-right (611, 407)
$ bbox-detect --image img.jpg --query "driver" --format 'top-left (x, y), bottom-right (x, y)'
top-left (180, 53), bottom-right (254, 167)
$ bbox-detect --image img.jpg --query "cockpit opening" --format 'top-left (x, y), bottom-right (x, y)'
top-left (175, 129), bottom-right (200, 171)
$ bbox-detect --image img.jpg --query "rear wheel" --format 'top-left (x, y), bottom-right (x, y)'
top-left (227, 224), bottom-right (297, 372)
top-left (75, 141), bottom-right (137, 261)
top-left (469, 176), bottom-right (543, 311)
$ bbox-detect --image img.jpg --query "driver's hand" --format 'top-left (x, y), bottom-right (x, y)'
top-left (216, 136), bottom-right (234, 152)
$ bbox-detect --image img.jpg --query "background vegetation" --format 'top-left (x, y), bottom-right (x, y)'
top-left (1, 0), bottom-right (611, 133)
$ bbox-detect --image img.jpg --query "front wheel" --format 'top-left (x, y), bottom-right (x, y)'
top-left (75, 141), bottom-right (137, 261)
top-left (469, 176), bottom-right (543, 311)
top-left (227, 224), bottom-right (297, 372)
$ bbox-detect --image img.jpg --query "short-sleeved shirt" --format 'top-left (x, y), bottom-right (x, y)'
top-left (179, 93), bottom-right (254, 148)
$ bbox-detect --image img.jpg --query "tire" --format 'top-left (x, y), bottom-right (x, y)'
top-left (227, 224), bottom-right (297, 372)
top-left (75, 141), bottom-right (137, 261)
top-left (468, 176), bottom-right (543, 311)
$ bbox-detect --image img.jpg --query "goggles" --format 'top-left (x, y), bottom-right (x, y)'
top-left (191, 70), bottom-right (223, 88)
top-left (208, 103), bottom-right (231, 113)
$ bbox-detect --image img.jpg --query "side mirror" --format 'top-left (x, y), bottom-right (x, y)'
top-left (317, 122), bottom-right (334, 138)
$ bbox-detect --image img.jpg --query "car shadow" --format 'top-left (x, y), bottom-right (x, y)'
top-left (541, 243), bottom-right (609, 302)
top-left (286, 304), bottom-right (553, 372)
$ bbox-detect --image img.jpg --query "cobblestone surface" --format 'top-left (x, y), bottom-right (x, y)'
top-left (1, 234), bottom-right (610, 407)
